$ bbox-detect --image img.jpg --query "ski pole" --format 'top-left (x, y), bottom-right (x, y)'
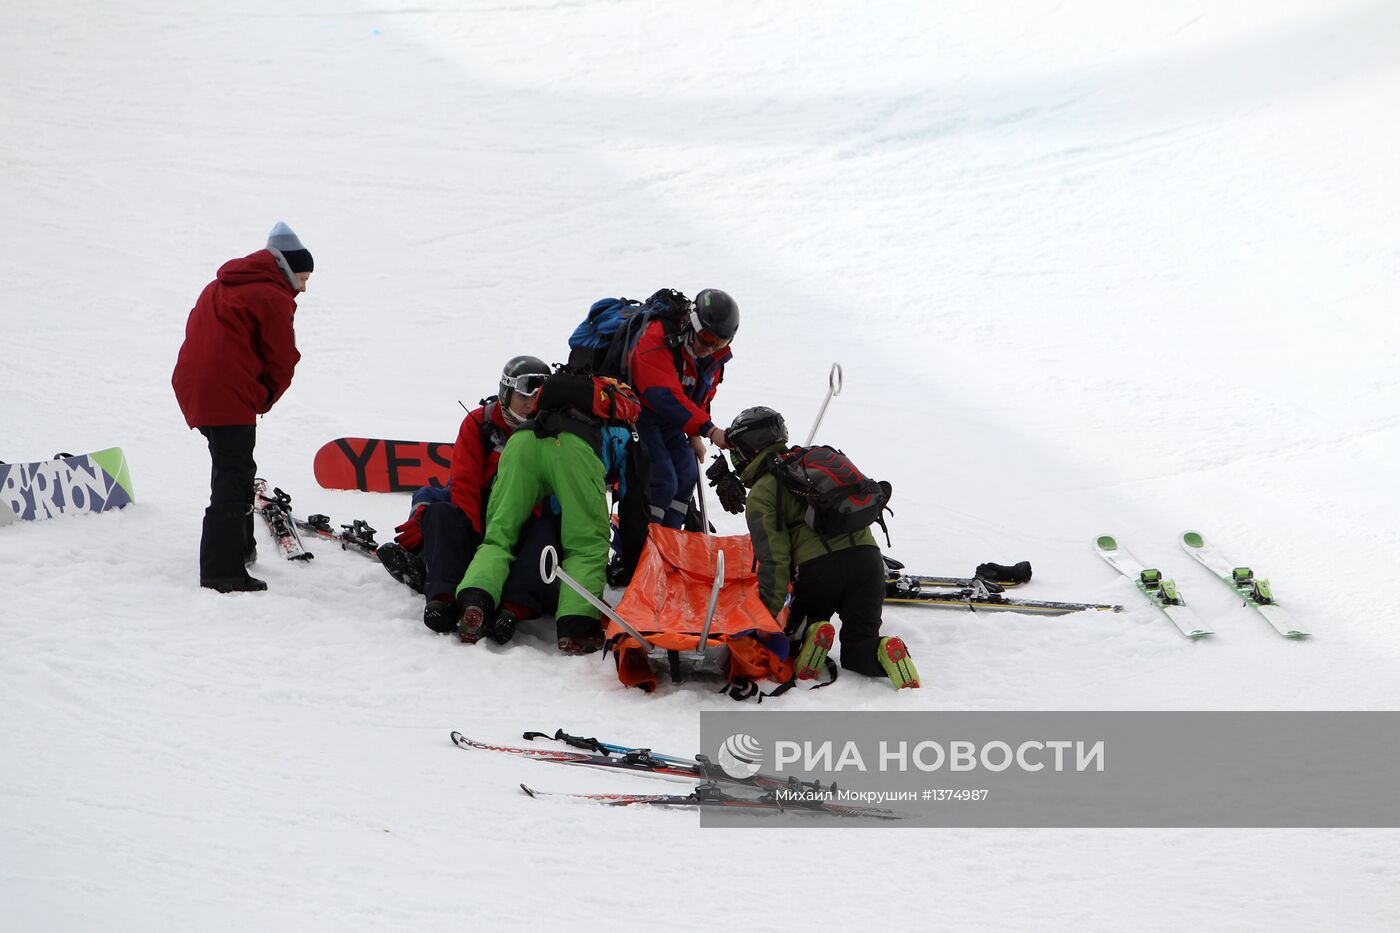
top-left (539, 545), bottom-right (655, 651)
top-left (521, 730), bottom-right (700, 767)
top-left (804, 362), bottom-right (843, 445)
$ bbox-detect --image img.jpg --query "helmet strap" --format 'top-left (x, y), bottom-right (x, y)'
top-left (501, 396), bottom-right (526, 426)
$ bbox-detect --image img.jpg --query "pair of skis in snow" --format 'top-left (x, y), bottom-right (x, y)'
top-left (1094, 532), bottom-right (1307, 639)
top-left (252, 479), bottom-right (382, 563)
top-left (449, 730), bottom-right (902, 820)
top-left (883, 557), bottom-right (1123, 617)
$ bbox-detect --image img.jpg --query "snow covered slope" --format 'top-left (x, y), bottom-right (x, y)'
top-left (3, 1), bottom-right (1398, 930)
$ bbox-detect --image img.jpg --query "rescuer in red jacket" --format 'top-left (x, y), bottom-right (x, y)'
top-left (627, 288), bottom-right (737, 528)
top-left (172, 222), bottom-right (312, 592)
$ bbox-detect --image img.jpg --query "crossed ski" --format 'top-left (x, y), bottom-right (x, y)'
top-left (451, 729), bottom-right (902, 820)
top-left (252, 478), bottom-right (382, 563)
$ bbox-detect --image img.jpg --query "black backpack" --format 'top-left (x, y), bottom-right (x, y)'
top-left (770, 445), bottom-right (892, 543)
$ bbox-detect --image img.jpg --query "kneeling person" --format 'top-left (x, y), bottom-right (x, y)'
top-left (726, 406), bottom-right (919, 690)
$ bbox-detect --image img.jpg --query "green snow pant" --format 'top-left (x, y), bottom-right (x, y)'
top-left (458, 430), bottom-right (609, 621)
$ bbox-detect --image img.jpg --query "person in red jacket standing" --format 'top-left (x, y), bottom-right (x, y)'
top-left (172, 222), bottom-right (312, 592)
top-left (627, 288), bottom-right (737, 528)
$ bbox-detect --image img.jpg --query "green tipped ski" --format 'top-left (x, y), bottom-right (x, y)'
top-left (1094, 535), bottom-right (1212, 639)
top-left (1180, 531), bottom-right (1308, 639)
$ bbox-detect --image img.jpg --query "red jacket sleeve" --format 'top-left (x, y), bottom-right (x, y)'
top-left (448, 407), bottom-right (494, 534)
top-left (251, 287), bottom-right (301, 413)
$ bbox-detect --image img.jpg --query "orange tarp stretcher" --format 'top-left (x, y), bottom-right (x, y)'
top-left (606, 526), bottom-right (793, 692)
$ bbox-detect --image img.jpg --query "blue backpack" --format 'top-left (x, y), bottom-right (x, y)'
top-left (566, 289), bottom-right (691, 383)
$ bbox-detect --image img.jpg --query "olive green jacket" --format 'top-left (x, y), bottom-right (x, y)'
top-left (740, 443), bottom-right (877, 616)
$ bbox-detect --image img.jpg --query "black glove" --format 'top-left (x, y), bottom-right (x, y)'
top-left (704, 453), bottom-right (732, 485)
top-left (975, 560), bottom-right (1033, 585)
top-left (716, 472), bottom-right (746, 514)
top-left (706, 454), bottom-right (747, 514)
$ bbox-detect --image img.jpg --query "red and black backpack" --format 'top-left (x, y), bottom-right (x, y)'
top-left (769, 445), bottom-right (893, 544)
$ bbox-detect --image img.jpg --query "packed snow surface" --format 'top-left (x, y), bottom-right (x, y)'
top-left (3, 1), bottom-right (1398, 930)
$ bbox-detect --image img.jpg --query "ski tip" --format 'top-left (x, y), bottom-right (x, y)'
top-left (520, 784), bottom-right (538, 798)
top-left (1188, 630), bottom-right (1215, 639)
top-left (1181, 530), bottom-right (1205, 548)
top-left (1095, 535), bottom-right (1118, 551)
top-left (449, 731), bottom-right (468, 747)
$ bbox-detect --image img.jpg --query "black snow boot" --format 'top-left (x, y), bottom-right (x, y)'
top-left (201, 575), bottom-right (268, 593)
top-left (482, 609), bottom-right (518, 646)
top-left (377, 542), bottom-right (427, 593)
top-left (423, 600), bottom-right (457, 634)
top-left (555, 614), bottom-right (603, 655)
top-left (455, 588), bottom-right (494, 645)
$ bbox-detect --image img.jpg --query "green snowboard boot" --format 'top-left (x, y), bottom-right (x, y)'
top-left (877, 636), bottom-right (920, 690)
top-left (794, 621), bottom-right (836, 680)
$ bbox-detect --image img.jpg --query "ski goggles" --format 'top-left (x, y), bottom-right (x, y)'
top-left (502, 372), bottom-right (548, 396)
top-left (688, 310), bottom-right (732, 353)
top-left (691, 327), bottom-right (731, 353)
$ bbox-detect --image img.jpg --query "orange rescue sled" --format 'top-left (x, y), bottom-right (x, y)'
top-left (546, 526), bottom-right (792, 692)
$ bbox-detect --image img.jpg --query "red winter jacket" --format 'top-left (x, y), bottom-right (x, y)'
top-left (172, 250), bottom-right (301, 428)
top-left (628, 318), bottom-right (730, 436)
top-left (449, 400), bottom-right (515, 535)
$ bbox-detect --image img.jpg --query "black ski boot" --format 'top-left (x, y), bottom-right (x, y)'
top-left (455, 588), bottom-right (493, 645)
top-left (556, 615), bottom-right (604, 655)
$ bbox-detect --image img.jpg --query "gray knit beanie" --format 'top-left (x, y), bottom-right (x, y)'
top-left (267, 221), bottom-right (314, 273)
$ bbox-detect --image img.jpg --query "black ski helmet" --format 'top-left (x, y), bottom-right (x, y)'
top-left (726, 406), bottom-right (788, 465)
top-left (690, 288), bottom-right (740, 341)
top-left (498, 354), bottom-right (550, 410)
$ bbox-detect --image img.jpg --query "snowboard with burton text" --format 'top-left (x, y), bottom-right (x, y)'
top-left (0, 448), bottom-right (134, 524)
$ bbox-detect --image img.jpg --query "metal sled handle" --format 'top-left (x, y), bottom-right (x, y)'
top-left (539, 545), bottom-right (655, 651)
top-left (804, 362), bottom-right (843, 446)
top-left (690, 549), bottom-right (725, 660)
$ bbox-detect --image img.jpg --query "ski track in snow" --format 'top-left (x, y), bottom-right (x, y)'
top-left (3, 1), bottom-right (1400, 930)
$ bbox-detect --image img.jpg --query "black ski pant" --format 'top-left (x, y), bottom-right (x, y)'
top-left (500, 512), bottom-right (562, 618)
top-left (198, 424), bottom-right (256, 582)
top-left (420, 501), bottom-right (560, 616)
top-left (419, 501), bottom-right (477, 603)
top-left (788, 544), bottom-right (887, 677)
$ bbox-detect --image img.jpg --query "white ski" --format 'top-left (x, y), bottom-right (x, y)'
top-left (1094, 535), bottom-right (1212, 639)
top-left (1180, 531), bottom-right (1308, 639)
